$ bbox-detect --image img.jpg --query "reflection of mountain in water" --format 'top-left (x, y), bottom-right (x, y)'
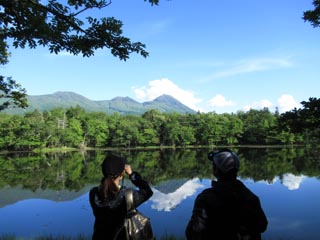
top-left (0, 174), bottom-right (307, 209)
top-left (0, 184), bottom-right (94, 208)
top-left (153, 179), bottom-right (190, 194)
top-left (280, 173), bottom-right (306, 190)
top-left (0, 179), bottom-right (200, 210)
top-left (150, 178), bottom-right (204, 212)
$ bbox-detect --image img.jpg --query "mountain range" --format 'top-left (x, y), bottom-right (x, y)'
top-left (4, 91), bottom-right (196, 115)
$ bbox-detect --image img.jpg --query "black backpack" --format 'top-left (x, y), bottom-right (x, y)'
top-left (114, 188), bottom-right (154, 240)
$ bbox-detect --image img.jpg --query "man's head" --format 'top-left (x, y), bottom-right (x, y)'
top-left (208, 149), bottom-right (240, 180)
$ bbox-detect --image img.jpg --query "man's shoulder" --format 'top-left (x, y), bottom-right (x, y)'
top-left (235, 180), bottom-right (259, 197)
top-left (195, 186), bottom-right (219, 203)
top-left (197, 181), bottom-right (229, 196)
top-left (197, 180), bottom-right (257, 200)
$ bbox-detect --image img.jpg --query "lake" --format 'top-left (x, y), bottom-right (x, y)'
top-left (0, 147), bottom-right (319, 239)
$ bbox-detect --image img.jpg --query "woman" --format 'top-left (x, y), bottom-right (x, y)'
top-left (89, 154), bottom-right (153, 240)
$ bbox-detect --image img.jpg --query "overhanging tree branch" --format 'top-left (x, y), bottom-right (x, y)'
top-left (72, 0), bottom-right (113, 16)
top-left (0, 0), bottom-right (160, 111)
top-left (303, 0), bottom-right (320, 27)
top-left (1, 0), bottom-right (150, 58)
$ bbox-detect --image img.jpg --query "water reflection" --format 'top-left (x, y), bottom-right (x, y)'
top-left (280, 173), bottom-right (306, 190)
top-left (151, 178), bottom-right (204, 212)
top-left (0, 148), bottom-right (319, 239)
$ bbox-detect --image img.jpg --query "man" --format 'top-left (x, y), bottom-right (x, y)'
top-left (186, 149), bottom-right (268, 240)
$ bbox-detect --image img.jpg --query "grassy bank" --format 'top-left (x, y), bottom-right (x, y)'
top-left (0, 234), bottom-right (185, 240)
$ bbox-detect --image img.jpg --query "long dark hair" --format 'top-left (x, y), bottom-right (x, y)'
top-left (99, 172), bottom-right (125, 201)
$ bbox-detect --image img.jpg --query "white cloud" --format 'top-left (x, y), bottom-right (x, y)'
top-left (132, 80), bottom-right (301, 114)
top-left (243, 99), bottom-right (273, 111)
top-left (208, 94), bottom-right (236, 107)
top-left (136, 19), bottom-right (172, 38)
top-left (281, 173), bottom-right (306, 190)
top-left (206, 57), bottom-right (293, 81)
top-left (175, 59), bottom-right (223, 68)
top-left (150, 178), bottom-right (204, 212)
top-left (46, 51), bottom-right (74, 58)
top-left (277, 94), bottom-right (301, 113)
top-left (132, 78), bottom-right (202, 111)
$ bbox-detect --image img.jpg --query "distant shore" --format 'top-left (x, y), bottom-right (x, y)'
top-left (0, 144), bottom-right (306, 155)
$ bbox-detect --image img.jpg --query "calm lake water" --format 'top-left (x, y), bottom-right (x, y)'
top-left (0, 148), bottom-right (319, 240)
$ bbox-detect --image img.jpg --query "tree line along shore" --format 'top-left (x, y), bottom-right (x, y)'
top-left (0, 97), bottom-right (319, 152)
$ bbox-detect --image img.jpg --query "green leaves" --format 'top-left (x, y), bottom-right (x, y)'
top-left (0, 77), bottom-right (28, 111)
top-left (0, 0), bottom-right (158, 110)
top-left (1, 0), bottom-right (150, 58)
top-left (303, 0), bottom-right (320, 27)
top-left (1, 97), bottom-right (319, 151)
top-left (279, 97), bottom-right (320, 145)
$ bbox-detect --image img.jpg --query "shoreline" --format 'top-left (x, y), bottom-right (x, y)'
top-left (0, 144), bottom-right (307, 155)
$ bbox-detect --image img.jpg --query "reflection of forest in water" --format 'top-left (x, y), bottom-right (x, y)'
top-left (1, 147), bottom-right (320, 239)
top-left (1, 147), bottom-right (319, 192)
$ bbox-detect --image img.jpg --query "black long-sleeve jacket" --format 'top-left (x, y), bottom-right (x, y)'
top-left (89, 171), bottom-right (153, 240)
top-left (186, 179), bottom-right (268, 240)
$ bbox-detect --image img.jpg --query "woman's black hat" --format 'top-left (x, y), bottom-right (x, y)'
top-left (101, 154), bottom-right (127, 178)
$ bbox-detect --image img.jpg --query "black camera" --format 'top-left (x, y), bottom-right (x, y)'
top-left (208, 151), bottom-right (216, 161)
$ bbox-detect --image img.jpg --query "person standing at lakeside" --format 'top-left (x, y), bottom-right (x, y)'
top-left (186, 149), bottom-right (268, 240)
top-left (89, 154), bottom-right (153, 240)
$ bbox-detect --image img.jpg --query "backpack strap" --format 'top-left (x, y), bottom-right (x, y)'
top-left (125, 188), bottom-right (134, 212)
top-left (113, 189), bottom-right (134, 240)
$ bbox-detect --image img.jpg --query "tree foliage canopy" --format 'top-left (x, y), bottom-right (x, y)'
top-left (303, 0), bottom-right (320, 27)
top-left (0, 97), bottom-right (319, 151)
top-left (0, 76), bottom-right (27, 111)
top-left (0, 0), bottom-right (158, 59)
top-left (0, 0), bottom-right (159, 111)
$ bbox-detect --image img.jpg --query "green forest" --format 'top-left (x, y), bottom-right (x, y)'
top-left (0, 97), bottom-right (319, 151)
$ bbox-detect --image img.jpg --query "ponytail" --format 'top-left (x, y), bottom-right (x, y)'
top-left (99, 171), bottom-right (125, 201)
top-left (99, 177), bottom-right (119, 201)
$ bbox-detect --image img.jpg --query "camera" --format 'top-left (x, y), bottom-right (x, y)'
top-left (207, 151), bottom-right (216, 161)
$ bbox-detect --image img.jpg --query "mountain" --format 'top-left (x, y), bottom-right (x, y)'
top-left (3, 91), bottom-right (196, 115)
top-left (143, 94), bottom-right (194, 113)
top-left (0, 184), bottom-right (94, 208)
top-left (0, 179), bottom-right (202, 209)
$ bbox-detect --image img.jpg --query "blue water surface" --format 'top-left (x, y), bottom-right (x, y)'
top-left (1, 177), bottom-right (320, 239)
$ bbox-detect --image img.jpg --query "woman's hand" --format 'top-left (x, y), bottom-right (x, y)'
top-left (125, 164), bottom-right (133, 175)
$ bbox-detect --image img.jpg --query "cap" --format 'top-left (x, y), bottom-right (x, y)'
top-left (208, 149), bottom-right (240, 173)
top-left (101, 154), bottom-right (127, 178)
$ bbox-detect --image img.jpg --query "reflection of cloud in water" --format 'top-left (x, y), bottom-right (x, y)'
top-left (150, 178), bottom-right (204, 212)
top-left (281, 174), bottom-right (306, 190)
top-left (255, 178), bottom-right (278, 185)
top-left (268, 217), bottom-right (305, 231)
top-left (257, 174), bottom-right (306, 190)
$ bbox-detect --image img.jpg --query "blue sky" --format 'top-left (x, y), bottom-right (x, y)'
top-left (2, 0), bottom-right (320, 113)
